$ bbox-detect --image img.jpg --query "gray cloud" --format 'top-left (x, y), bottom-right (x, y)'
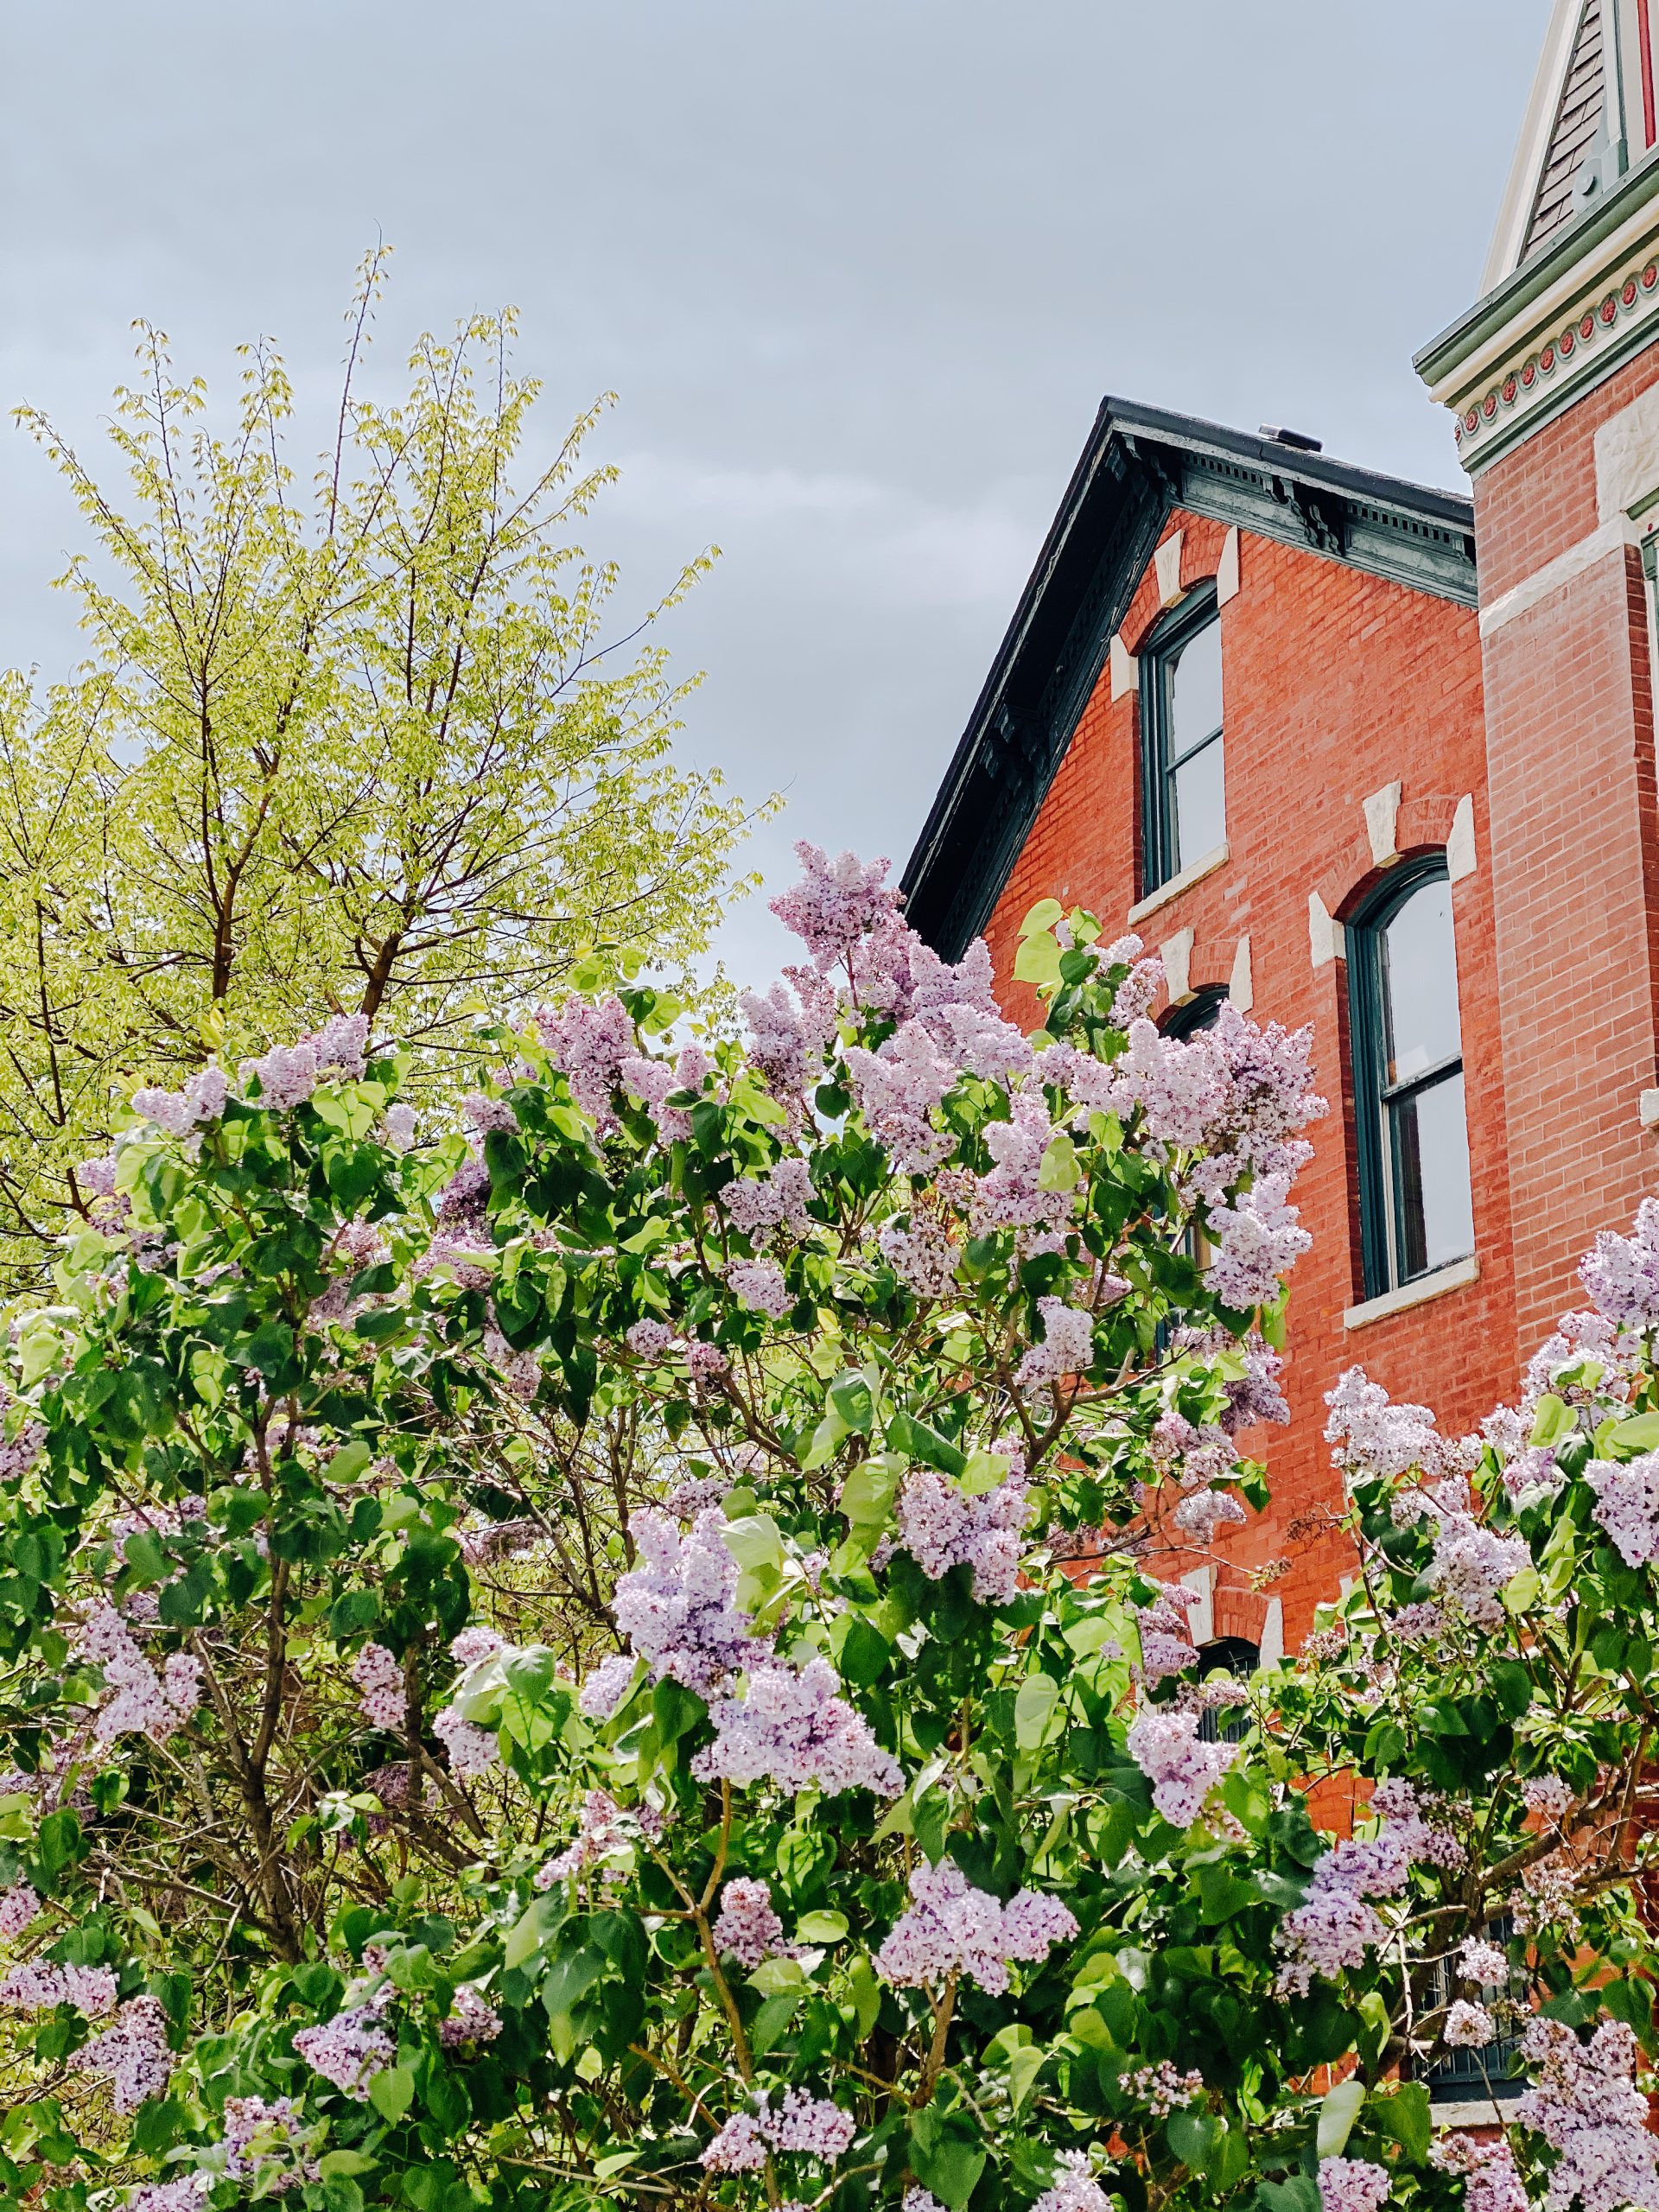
top-left (0, 0), bottom-right (1551, 986)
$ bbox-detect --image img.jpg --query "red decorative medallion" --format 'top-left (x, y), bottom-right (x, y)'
top-left (1601, 296), bottom-right (1619, 325)
top-left (1624, 278), bottom-right (1640, 308)
top-left (1483, 393), bottom-right (1499, 419)
top-left (1562, 328), bottom-right (1576, 355)
top-left (1583, 311), bottom-right (1599, 338)
top-left (1644, 263), bottom-right (1659, 289)
top-left (1502, 375), bottom-right (1518, 403)
top-left (1541, 344), bottom-right (1557, 371)
top-left (1522, 361), bottom-right (1537, 388)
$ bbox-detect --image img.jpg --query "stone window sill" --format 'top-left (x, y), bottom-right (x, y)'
top-left (1126, 842), bottom-right (1230, 926)
top-left (1343, 1255), bottom-right (1479, 1331)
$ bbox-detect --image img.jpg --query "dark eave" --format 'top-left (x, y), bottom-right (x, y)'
top-left (899, 397), bottom-right (1478, 960)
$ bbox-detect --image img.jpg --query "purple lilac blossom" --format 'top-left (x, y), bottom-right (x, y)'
top-left (878, 1211), bottom-right (960, 1297)
top-left (1123, 2062), bottom-right (1205, 2116)
top-left (1580, 1198), bottom-right (1659, 1327)
top-left (221, 2095), bottom-right (320, 2193)
top-left (1172, 1487), bottom-right (1248, 1541)
top-left (577, 1652), bottom-right (638, 1721)
top-left (535, 1789), bottom-right (631, 1886)
top-left (352, 1643), bottom-right (404, 1732)
top-left (438, 1985), bottom-right (504, 2046)
top-left (1016, 1297), bottom-right (1096, 1388)
top-left (1125, 1708), bottom-right (1236, 1827)
top-left (726, 1258), bottom-right (793, 1319)
top-left (874, 1859), bottom-right (1078, 1994)
top-left (894, 1459), bottom-right (1032, 1604)
top-left (385, 1103), bottom-right (418, 1151)
top-left (433, 1702), bottom-right (499, 1779)
top-left (739, 976), bottom-right (837, 1096)
top-left (1431, 2136), bottom-right (1529, 2212)
top-left (723, 1158), bottom-right (814, 1238)
top-left (769, 842), bottom-right (914, 1014)
top-left (843, 1020), bottom-right (959, 1175)
top-left (0, 1961), bottom-right (118, 2014)
top-left (127, 2179), bottom-right (211, 2211)
top-left (1586, 1452), bottom-right (1659, 1567)
top-left (1135, 1584), bottom-right (1201, 1685)
top-left (714, 1877), bottom-right (792, 1968)
top-left (973, 1090), bottom-right (1076, 1233)
top-left (79, 1605), bottom-right (200, 1744)
top-left (1033, 2152), bottom-right (1113, 2212)
top-left (1445, 2000), bottom-right (1495, 2047)
top-left (684, 1341), bottom-right (730, 1381)
top-left (292, 2006), bottom-right (396, 2101)
top-left (1205, 1173), bottom-right (1311, 1309)
top-left (1317, 2160), bottom-right (1392, 2212)
top-left (1522, 1775), bottom-right (1575, 1821)
top-left (1458, 1936), bottom-right (1511, 1985)
top-left (71, 1993), bottom-right (172, 2111)
top-left (1516, 2018), bottom-right (1659, 2212)
top-left (611, 1509), bottom-right (760, 1694)
top-left (130, 1065), bottom-right (228, 1138)
top-left (692, 1656), bottom-right (903, 1799)
top-left (626, 1319), bottom-right (675, 1360)
top-left (534, 995), bottom-right (636, 1130)
top-left (0, 1881), bottom-right (40, 1940)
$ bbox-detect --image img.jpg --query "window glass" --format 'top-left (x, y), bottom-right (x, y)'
top-left (1170, 618), bottom-right (1223, 759)
top-left (1141, 594), bottom-right (1225, 893)
top-left (1393, 1072), bottom-right (1475, 1279)
top-left (1382, 879), bottom-right (1463, 1084)
top-left (1350, 861), bottom-right (1475, 1298)
top-left (1172, 739), bottom-right (1226, 872)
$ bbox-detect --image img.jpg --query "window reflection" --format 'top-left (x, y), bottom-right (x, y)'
top-left (1141, 595), bottom-right (1226, 891)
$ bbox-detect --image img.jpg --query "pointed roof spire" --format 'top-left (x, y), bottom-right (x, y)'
top-left (1483, 0), bottom-right (1655, 292)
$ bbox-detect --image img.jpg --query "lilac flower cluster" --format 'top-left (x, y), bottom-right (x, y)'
top-left (534, 995), bottom-right (636, 1130)
top-left (1445, 1999), bottom-right (1496, 2047)
top-left (536, 1789), bottom-right (632, 1886)
top-left (878, 1209), bottom-right (961, 1298)
top-left (127, 2177), bottom-right (210, 2212)
top-left (1511, 1859), bottom-right (1583, 1942)
top-left (727, 1258), bottom-right (794, 1319)
top-left (702, 2088), bottom-right (857, 2171)
top-left (1522, 1775), bottom-right (1575, 1822)
top-left (770, 842), bottom-right (913, 1014)
top-left (578, 1652), bottom-right (640, 1720)
top-left (1580, 1198), bottom-right (1659, 1327)
top-left (1516, 2018), bottom-right (1659, 2212)
top-left (1205, 1173), bottom-right (1312, 1310)
top-left (692, 1656), bottom-right (903, 1799)
top-left (714, 1877), bottom-right (795, 1968)
top-left (1325, 1367), bottom-right (1473, 1484)
top-left (1126, 1707), bottom-right (1236, 1827)
top-left (292, 2005), bottom-right (396, 2100)
top-left (1317, 2159), bottom-right (1392, 2212)
top-left (1459, 1936), bottom-right (1512, 1985)
top-left (221, 2095), bottom-right (320, 2193)
top-left (0, 1880), bottom-right (39, 1940)
top-left (1586, 1451), bottom-right (1659, 1567)
top-left (1172, 1486), bottom-right (1248, 1542)
top-left (1431, 2133), bottom-right (1529, 2212)
top-left (352, 1642), bottom-right (404, 1732)
top-left (1122, 2062), bottom-right (1205, 2116)
top-left (0, 1959), bottom-right (118, 2014)
top-left (874, 1859), bottom-right (1078, 1994)
top-left (894, 1459), bottom-right (1032, 1605)
top-left (432, 1626), bottom-right (507, 1778)
top-left (245, 1014), bottom-right (370, 1111)
top-left (1134, 1583), bottom-right (1200, 1685)
top-left (438, 1984), bottom-right (504, 2046)
top-left (663, 1471), bottom-right (730, 1520)
top-left (738, 974), bottom-right (837, 1097)
top-left (611, 1509), bottom-right (761, 1694)
top-left (131, 1065), bottom-right (227, 1139)
top-left (723, 1157), bottom-right (814, 1239)
top-left (844, 1020), bottom-right (959, 1175)
top-left (973, 1090), bottom-right (1077, 1234)
top-left (79, 1605), bottom-right (201, 1744)
top-left (619, 1043), bottom-right (711, 1144)
top-left (1032, 2152), bottom-right (1113, 2212)
top-left (1016, 1297), bottom-right (1097, 1389)
top-left (1275, 1783), bottom-right (1458, 1995)
top-left (71, 1992), bottom-right (173, 2111)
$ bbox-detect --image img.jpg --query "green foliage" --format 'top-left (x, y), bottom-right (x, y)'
top-left (0, 248), bottom-right (763, 1289)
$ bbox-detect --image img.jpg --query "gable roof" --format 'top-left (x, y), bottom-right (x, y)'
top-left (899, 399), bottom-right (1477, 961)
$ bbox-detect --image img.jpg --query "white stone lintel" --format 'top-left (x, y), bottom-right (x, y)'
top-left (1446, 793), bottom-right (1478, 882)
top-left (1308, 891), bottom-right (1344, 969)
top-left (1160, 926), bottom-right (1196, 1004)
top-left (1229, 933), bottom-right (1253, 1013)
top-left (1363, 780), bottom-right (1403, 868)
top-left (1154, 531), bottom-right (1185, 609)
top-left (1215, 525), bottom-right (1241, 608)
top-left (1109, 632), bottom-right (1138, 702)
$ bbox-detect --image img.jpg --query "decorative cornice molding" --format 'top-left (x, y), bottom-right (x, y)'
top-left (1418, 157), bottom-right (1659, 475)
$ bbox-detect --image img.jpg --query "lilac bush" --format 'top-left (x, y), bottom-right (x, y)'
top-left (3, 845), bottom-right (1659, 2212)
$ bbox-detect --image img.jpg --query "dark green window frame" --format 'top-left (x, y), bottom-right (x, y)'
top-left (1347, 855), bottom-right (1472, 1300)
top-left (1140, 587), bottom-right (1224, 897)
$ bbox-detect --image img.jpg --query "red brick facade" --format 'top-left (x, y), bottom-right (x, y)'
top-left (978, 511), bottom-right (1516, 1646)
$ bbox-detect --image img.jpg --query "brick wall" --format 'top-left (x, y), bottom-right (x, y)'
top-left (981, 512), bottom-right (1509, 1648)
top-left (1472, 353), bottom-right (1659, 1350)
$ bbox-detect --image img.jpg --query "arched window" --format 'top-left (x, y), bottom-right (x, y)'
top-left (1195, 1636), bottom-right (1257, 1745)
top-left (1348, 859), bottom-right (1474, 1299)
top-left (1163, 982), bottom-right (1230, 1040)
top-left (1141, 589), bottom-right (1224, 893)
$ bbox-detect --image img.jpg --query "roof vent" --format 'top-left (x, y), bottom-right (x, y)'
top-left (1260, 424), bottom-right (1323, 453)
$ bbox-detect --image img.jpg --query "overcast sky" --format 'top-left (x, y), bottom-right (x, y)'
top-left (0, 0), bottom-right (1551, 987)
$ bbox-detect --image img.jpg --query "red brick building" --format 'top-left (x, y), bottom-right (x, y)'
top-left (901, 1), bottom-right (1659, 1669)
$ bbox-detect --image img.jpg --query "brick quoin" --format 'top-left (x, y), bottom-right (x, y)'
top-left (981, 512), bottom-right (1510, 1647)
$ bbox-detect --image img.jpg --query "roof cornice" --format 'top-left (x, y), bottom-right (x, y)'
top-left (1415, 155), bottom-right (1659, 475)
top-left (899, 402), bottom-right (1475, 958)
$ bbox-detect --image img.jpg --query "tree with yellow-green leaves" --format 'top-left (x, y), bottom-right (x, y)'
top-left (0, 251), bottom-right (761, 1289)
